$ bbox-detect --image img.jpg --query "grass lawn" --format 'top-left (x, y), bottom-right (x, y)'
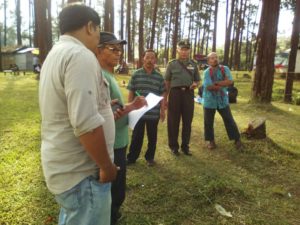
top-left (0, 72), bottom-right (300, 225)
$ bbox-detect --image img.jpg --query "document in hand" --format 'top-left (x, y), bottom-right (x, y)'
top-left (128, 93), bottom-right (163, 129)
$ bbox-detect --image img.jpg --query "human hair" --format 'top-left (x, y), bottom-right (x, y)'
top-left (207, 52), bottom-right (218, 59)
top-left (143, 49), bottom-right (157, 58)
top-left (59, 4), bottom-right (100, 35)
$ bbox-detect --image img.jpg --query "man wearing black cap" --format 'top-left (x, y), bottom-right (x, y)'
top-left (165, 39), bottom-right (200, 156)
top-left (96, 31), bottom-right (146, 225)
top-left (39, 5), bottom-right (118, 225)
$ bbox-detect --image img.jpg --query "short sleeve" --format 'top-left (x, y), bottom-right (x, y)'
top-left (202, 69), bottom-right (213, 88)
top-left (224, 66), bottom-right (233, 81)
top-left (165, 63), bottom-right (172, 81)
top-left (160, 77), bottom-right (166, 94)
top-left (127, 73), bottom-right (136, 91)
top-left (194, 64), bottom-right (200, 81)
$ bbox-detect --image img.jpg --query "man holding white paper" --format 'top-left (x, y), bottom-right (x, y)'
top-left (127, 49), bottom-right (166, 166)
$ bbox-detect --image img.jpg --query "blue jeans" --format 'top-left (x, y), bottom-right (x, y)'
top-left (55, 175), bottom-right (111, 225)
top-left (204, 106), bottom-right (240, 141)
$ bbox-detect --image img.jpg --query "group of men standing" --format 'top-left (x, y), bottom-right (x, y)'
top-left (39, 4), bottom-right (241, 225)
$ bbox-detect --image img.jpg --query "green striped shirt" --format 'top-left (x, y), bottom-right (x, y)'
top-left (127, 68), bottom-right (165, 120)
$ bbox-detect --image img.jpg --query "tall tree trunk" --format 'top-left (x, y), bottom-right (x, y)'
top-left (47, 0), bottom-right (52, 52)
top-left (284, 0), bottom-right (300, 102)
top-left (138, 0), bottom-right (145, 68)
top-left (131, 0), bottom-right (136, 61)
top-left (223, 0), bottom-right (235, 66)
top-left (104, 0), bottom-right (114, 32)
top-left (16, 0), bottom-right (22, 45)
top-left (225, 0), bottom-right (229, 29)
top-left (249, 4), bottom-right (259, 71)
top-left (171, 0), bottom-right (180, 59)
top-left (0, 29), bottom-right (2, 71)
top-left (34, 0), bottom-right (49, 64)
top-left (165, 0), bottom-right (175, 60)
top-left (150, 0), bottom-right (159, 49)
top-left (238, 0), bottom-right (247, 70)
top-left (193, 25), bottom-right (198, 57)
top-left (29, 0), bottom-right (33, 46)
top-left (252, 0), bottom-right (280, 103)
top-left (233, 0), bottom-right (242, 70)
top-left (229, 0), bottom-right (239, 68)
top-left (126, 0), bottom-right (133, 62)
top-left (205, 11), bottom-right (212, 56)
top-left (4, 0), bottom-right (7, 46)
top-left (212, 0), bottom-right (219, 52)
top-left (233, 0), bottom-right (243, 70)
top-left (245, 10), bottom-right (251, 69)
top-left (229, 35), bottom-right (235, 68)
top-left (120, 0), bottom-right (125, 39)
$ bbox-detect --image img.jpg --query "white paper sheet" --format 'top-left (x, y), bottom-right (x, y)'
top-left (128, 93), bottom-right (163, 129)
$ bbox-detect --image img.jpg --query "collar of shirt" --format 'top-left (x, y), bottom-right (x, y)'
top-left (59, 35), bottom-right (86, 48)
top-left (141, 67), bottom-right (157, 75)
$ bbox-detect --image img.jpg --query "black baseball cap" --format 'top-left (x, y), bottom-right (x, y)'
top-left (99, 32), bottom-right (127, 45)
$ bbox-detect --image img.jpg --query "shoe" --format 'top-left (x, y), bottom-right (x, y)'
top-left (207, 141), bottom-right (216, 150)
top-left (126, 159), bottom-right (135, 165)
top-left (235, 140), bottom-right (243, 150)
top-left (146, 160), bottom-right (156, 167)
top-left (171, 149), bottom-right (180, 156)
top-left (111, 211), bottom-right (122, 225)
top-left (182, 149), bottom-right (192, 156)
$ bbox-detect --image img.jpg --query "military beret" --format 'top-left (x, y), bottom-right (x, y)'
top-left (177, 39), bottom-right (191, 49)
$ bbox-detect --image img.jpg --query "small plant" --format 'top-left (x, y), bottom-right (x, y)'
top-left (294, 92), bottom-right (300, 105)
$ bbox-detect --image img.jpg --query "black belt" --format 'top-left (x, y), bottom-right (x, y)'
top-left (172, 86), bottom-right (191, 91)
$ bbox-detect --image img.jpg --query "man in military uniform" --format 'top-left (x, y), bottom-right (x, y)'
top-left (165, 39), bottom-right (200, 156)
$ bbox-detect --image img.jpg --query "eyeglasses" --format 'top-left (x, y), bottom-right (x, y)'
top-left (106, 46), bottom-right (122, 54)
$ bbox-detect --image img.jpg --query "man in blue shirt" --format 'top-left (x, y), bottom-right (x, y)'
top-left (202, 52), bottom-right (242, 150)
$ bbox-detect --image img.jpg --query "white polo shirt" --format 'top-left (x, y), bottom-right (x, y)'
top-left (39, 35), bottom-right (115, 195)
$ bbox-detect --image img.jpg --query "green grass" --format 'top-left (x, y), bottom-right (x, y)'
top-left (0, 72), bottom-right (300, 225)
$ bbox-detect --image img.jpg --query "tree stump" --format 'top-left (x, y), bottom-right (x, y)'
top-left (243, 118), bottom-right (266, 139)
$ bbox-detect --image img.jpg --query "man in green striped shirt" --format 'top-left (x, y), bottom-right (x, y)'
top-left (127, 49), bottom-right (166, 167)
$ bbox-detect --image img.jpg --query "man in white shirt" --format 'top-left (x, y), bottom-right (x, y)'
top-left (39, 4), bottom-right (117, 225)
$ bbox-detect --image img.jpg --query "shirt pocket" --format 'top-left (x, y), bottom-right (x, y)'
top-left (97, 74), bottom-right (111, 109)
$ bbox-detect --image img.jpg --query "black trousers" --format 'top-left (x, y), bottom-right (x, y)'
top-left (167, 88), bottom-right (194, 151)
top-left (204, 106), bottom-right (240, 141)
top-left (127, 119), bottom-right (159, 162)
top-left (111, 146), bottom-right (127, 225)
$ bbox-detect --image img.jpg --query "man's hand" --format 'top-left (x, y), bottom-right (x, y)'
top-left (132, 96), bottom-right (147, 110)
top-left (190, 82), bottom-right (198, 90)
top-left (207, 83), bottom-right (222, 91)
top-left (160, 110), bottom-right (166, 122)
top-left (99, 163), bottom-right (119, 183)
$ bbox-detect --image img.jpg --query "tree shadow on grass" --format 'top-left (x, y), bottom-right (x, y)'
top-left (0, 76), bottom-right (40, 137)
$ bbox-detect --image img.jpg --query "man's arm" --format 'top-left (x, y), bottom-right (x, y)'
top-left (190, 63), bottom-right (200, 89)
top-left (79, 126), bottom-right (118, 183)
top-left (215, 77), bottom-right (233, 87)
top-left (128, 90), bottom-right (135, 103)
top-left (113, 96), bottom-right (147, 120)
top-left (206, 84), bottom-right (222, 91)
top-left (160, 91), bottom-right (167, 122)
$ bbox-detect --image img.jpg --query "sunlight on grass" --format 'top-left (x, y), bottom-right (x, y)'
top-left (0, 73), bottom-right (299, 225)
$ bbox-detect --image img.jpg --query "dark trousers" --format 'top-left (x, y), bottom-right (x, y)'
top-left (111, 146), bottom-right (127, 225)
top-left (204, 106), bottom-right (240, 141)
top-left (127, 119), bottom-right (159, 162)
top-left (167, 88), bottom-right (194, 151)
